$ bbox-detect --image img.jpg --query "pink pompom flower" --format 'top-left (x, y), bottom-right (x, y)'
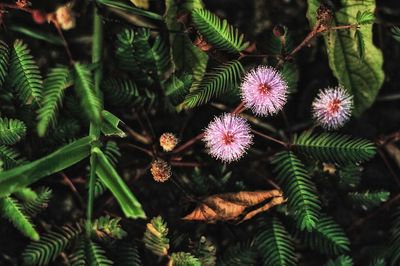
top-left (312, 86), bottom-right (353, 130)
top-left (203, 113), bottom-right (253, 163)
top-left (240, 66), bottom-right (288, 116)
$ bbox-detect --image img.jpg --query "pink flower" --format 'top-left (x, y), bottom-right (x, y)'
top-left (312, 86), bottom-right (353, 130)
top-left (203, 113), bottom-right (253, 163)
top-left (240, 66), bottom-right (288, 116)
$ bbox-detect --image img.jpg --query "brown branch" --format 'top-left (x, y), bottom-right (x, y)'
top-left (251, 129), bottom-right (289, 148)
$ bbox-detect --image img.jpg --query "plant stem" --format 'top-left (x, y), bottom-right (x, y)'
top-left (172, 133), bottom-right (205, 154)
top-left (251, 129), bottom-right (288, 147)
top-left (86, 4), bottom-right (103, 237)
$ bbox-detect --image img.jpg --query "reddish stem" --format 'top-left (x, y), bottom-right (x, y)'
top-left (172, 133), bottom-right (205, 154)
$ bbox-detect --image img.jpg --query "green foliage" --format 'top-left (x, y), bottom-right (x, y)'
top-left (100, 110), bottom-right (126, 138)
top-left (293, 132), bottom-right (376, 164)
top-left (164, 73), bottom-right (193, 106)
top-left (356, 11), bottom-right (375, 25)
top-left (37, 66), bottom-right (71, 136)
top-left (143, 216), bottom-right (170, 256)
top-left (191, 9), bottom-right (249, 53)
top-left (73, 63), bottom-right (102, 125)
top-left (273, 151), bottom-right (321, 231)
top-left (307, 0), bottom-right (384, 116)
top-left (151, 35), bottom-right (172, 81)
top-left (256, 218), bottom-right (297, 266)
top-left (169, 252), bottom-right (201, 266)
top-left (165, 0), bottom-right (208, 81)
top-left (0, 40), bottom-right (9, 87)
top-left (85, 239), bottom-right (113, 266)
top-left (93, 147), bottom-right (146, 219)
top-left (115, 241), bottom-right (142, 266)
top-left (92, 215), bottom-right (127, 240)
top-left (97, 0), bottom-right (163, 21)
top-left (0, 145), bottom-right (23, 169)
top-left (184, 60), bottom-right (244, 108)
top-left (9, 39), bottom-right (42, 103)
top-left (392, 26), bottom-right (400, 43)
top-left (22, 187), bottom-right (52, 216)
top-left (190, 236), bottom-right (216, 266)
top-left (0, 117), bottom-right (27, 145)
top-left (218, 242), bottom-right (257, 266)
top-left (354, 30), bottom-right (365, 59)
top-left (295, 216), bottom-right (350, 256)
top-left (347, 191), bottom-right (389, 210)
top-left (0, 136), bottom-right (92, 197)
top-left (23, 223), bottom-right (83, 265)
top-left (337, 164), bottom-right (361, 190)
top-left (325, 255), bottom-right (354, 266)
top-left (102, 78), bottom-right (156, 109)
top-left (0, 196), bottom-right (39, 241)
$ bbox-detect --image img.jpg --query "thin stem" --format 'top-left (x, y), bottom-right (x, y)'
top-left (53, 22), bottom-right (75, 64)
top-left (232, 102), bottom-right (246, 114)
top-left (0, 3), bottom-right (34, 13)
top-left (251, 129), bottom-right (288, 147)
top-left (172, 133), bottom-right (205, 154)
top-left (170, 161), bottom-right (202, 168)
top-left (86, 5), bottom-right (103, 237)
top-left (121, 143), bottom-right (153, 157)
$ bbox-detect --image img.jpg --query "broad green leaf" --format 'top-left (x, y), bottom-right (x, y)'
top-left (307, 0), bottom-right (384, 116)
top-left (93, 147), bottom-right (146, 219)
top-left (0, 136), bottom-right (92, 197)
top-left (9, 25), bottom-right (63, 46)
top-left (164, 0), bottom-right (208, 81)
top-left (100, 110), bottom-right (126, 137)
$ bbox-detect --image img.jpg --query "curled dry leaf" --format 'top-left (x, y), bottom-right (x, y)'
top-left (183, 190), bottom-right (285, 223)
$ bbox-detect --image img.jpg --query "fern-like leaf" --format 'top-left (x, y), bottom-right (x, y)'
top-left (294, 215), bottom-right (350, 256)
top-left (183, 60), bottom-right (244, 108)
top-left (356, 10), bottom-right (375, 25)
top-left (68, 237), bottom-right (86, 266)
top-left (37, 66), bottom-right (71, 136)
top-left (191, 9), bottom-right (249, 53)
top-left (256, 218), bottom-right (297, 266)
top-left (337, 164), bottom-right (361, 190)
top-left (0, 117), bottom-right (27, 145)
top-left (0, 145), bottom-right (23, 169)
top-left (190, 236), bottom-right (216, 266)
top-left (164, 73), bottom-right (193, 106)
top-left (347, 191), bottom-right (389, 210)
top-left (22, 187), bottom-right (52, 216)
top-left (169, 252), bottom-right (201, 266)
top-left (273, 151), bottom-right (321, 231)
top-left (102, 78), bottom-right (156, 109)
top-left (392, 26), bottom-right (400, 43)
top-left (0, 40), bottom-right (9, 87)
top-left (115, 241), bottom-right (142, 266)
top-left (325, 255), bottom-right (354, 266)
top-left (0, 196), bottom-right (39, 241)
top-left (143, 216), bottom-right (170, 256)
top-left (23, 223), bottom-right (83, 265)
top-left (92, 215), bottom-right (127, 240)
top-left (9, 39), bottom-right (42, 103)
top-left (73, 63), bottom-right (102, 125)
top-left (86, 239), bottom-right (113, 266)
top-left (218, 241), bottom-right (257, 266)
top-left (389, 206), bottom-right (400, 265)
top-left (293, 132), bottom-right (376, 164)
top-left (150, 35), bottom-right (171, 80)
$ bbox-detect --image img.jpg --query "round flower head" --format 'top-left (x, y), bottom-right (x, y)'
top-left (312, 86), bottom-right (353, 130)
top-left (159, 132), bottom-right (178, 152)
top-left (203, 113), bottom-right (253, 163)
top-left (240, 66), bottom-right (288, 116)
top-left (150, 160), bottom-right (171, 182)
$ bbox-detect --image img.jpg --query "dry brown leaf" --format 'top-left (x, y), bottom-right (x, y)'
top-left (183, 190), bottom-right (284, 223)
top-left (130, 0), bottom-right (149, 10)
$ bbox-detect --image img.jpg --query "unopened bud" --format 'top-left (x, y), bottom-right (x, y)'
top-left (316, 4), bottom-right (334, 28)
top-left (273, 25), bottom-right (286, 38)
top-left (32, 10), bottom-right (46, 24)
top-left (55, 4), bottom-right (76, 30)
top-left (150, 160), bottom-right (171, 182)
top-left (159, 133), bottom-right (178, 152)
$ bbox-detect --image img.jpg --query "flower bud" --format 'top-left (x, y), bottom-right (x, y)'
top-left (273, 25), bottom-right (286, 38)
top-left (150, 160), bottom-right (171, 182)
top-left (55, 4), bottom-right (76, 30)
top-left (32, 10), bottom-right (46, 24)
top-left (159, 133), bottom-right (178, 152)
top-left (316, 4), bottom-right (334, 28)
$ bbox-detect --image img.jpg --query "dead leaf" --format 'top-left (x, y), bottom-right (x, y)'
top-left (130, 0), bottom-right (149, 10)
top-left (183, 190), bottom-right (284, 223)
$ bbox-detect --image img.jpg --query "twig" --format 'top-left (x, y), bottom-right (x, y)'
top-left (121, 143), bottom-right (154, 157)
top-left (377, 148), bottom-right (400, 188)
top-left (251, 129), bottom-right (289, 148)
top-left (170, 161), bottom-right (202, 168)
top-left (60, 172), bottom-right (84, 208)
top-left (172, 133), bottom-right (205, 154)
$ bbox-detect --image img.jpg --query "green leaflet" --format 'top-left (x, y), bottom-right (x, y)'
top-left (100, 110), bottom-right (126, 138)
top-left (96, 0), bottom-right (163, 21)
top-left (307, 0), bottom-right (384, 116)
top-left (164, 0), bottom-right (208, 81)
top-left (0, 136), bottom-right (92, 197)
top-left (93, 147), bottom-right (146, 219)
